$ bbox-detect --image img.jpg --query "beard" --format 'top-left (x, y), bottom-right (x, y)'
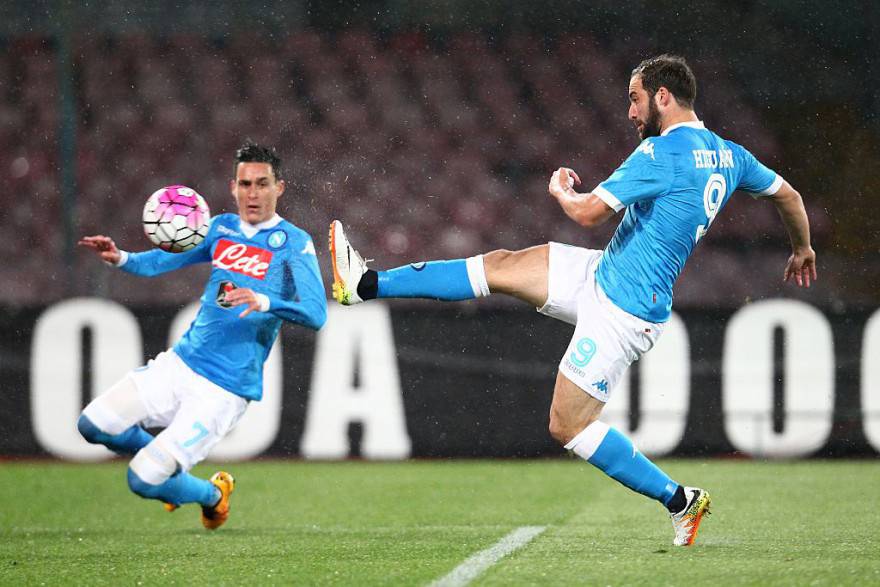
top-left (638, 97), bottom-right (662, 139)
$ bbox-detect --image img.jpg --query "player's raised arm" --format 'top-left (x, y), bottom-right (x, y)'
top-left (78, 235), bottom-right (122, 265)
top-left (547, 167), bottom-right (616, 228)
top-left (80, 234), bottom-right (212, 276)
top-left (769, 180), bottom-right (817, 287)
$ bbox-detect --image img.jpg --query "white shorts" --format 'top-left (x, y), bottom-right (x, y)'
top-left (538, 243), bottom-right (664, 402)
top-left (85, 350), bottom-right (248, 471)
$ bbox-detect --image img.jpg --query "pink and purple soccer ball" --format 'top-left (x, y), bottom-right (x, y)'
top-left (142, 185), bottom-right (210, 252)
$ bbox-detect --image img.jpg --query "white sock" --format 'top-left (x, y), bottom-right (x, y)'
top-left (465, 255), bottom-right (490, 298)
top-left (564, 420), bottom-right (610, 461)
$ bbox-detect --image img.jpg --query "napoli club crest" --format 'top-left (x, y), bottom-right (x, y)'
top-left (268, 230), bottom-right (287, 249)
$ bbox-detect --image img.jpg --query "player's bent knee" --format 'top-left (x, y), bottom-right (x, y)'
top-left (127, 467), bottom-right (164, 499)
top-left (128, 442), bottom-right (179, 497)
top-left (483, 249), bottom-right (517, 272)
top-left (80, 376), bottom-right (145, 436)
top-left (548, 409), bottom-right (600, 446)
top-left (77, 413), bottom-right (110, 445)
top-left (484, 248), bottom-right (514, 260)
top-left (484, 246), bottom-right (549, 305)
top-left (548, 417), bottom-right (565, 445)
top-left (548, 414), bottom-right (576, 446)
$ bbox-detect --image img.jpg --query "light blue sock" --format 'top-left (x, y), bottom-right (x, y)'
top-left (566, 421), bottom-right (678, 506)
top-left (77, 414), bottom-right (153, 456)
top-left (127, 468), bottom-right (220, 507)
top-left (377, 258), bottom-right (486, 301)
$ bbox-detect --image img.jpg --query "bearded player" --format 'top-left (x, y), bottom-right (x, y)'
top-left (329, 55), bottom-right (816, 546)
top-left (77, 143), bottom-right (327, 529)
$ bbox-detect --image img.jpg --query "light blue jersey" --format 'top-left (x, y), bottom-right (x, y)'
top-left (119, 213), bottom-right (327, 400)
top-left (593, 121), bottom-right (781, 322)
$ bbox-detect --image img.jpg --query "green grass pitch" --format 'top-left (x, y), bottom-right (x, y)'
top-left (1, 460), bottom-right (878, 585)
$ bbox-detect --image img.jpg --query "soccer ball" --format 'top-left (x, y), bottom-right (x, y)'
top-left (142, 185), bottom-right (210, 252)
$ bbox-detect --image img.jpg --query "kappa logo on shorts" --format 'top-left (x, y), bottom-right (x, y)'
top-left (570, 337), bottom-right (597, 368)
top-left (592, 379), bottom-right (609, 394)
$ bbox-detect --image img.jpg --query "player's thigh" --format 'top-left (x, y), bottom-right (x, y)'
top-left (127, 350), bottom-right (187, 429)
top-left (556, 274), bottom-right (661, 408)
top-left (535, 243), bottom-right (601, 325)
top-left (483, 244), bottom-right (549, 307)
top-left (81, 375), bottom-right (151, 435)
top-left (548, 371), bottom-right (606, 445)
top-left (81, 350), bottom-right (183, 434)
top-left (155, 381), bottom-right (248, 471)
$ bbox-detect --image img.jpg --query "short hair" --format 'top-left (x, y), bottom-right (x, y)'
top-left (234, 142), bottom-right (283, 180)
top-left (632, 55), bottom-right (697, 110)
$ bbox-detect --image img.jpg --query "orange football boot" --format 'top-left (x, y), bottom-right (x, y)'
top-left (201, 471), bottom-right (235, 530)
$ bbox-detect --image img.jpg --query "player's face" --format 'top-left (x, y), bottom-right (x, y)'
top-left (231, 162), bottom-right (285, 224)
top-left (628, 75), bottom-right (662, 140)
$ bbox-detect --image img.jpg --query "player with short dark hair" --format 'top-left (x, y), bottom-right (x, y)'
top-left (77, 143), bottom-right (326, 529)
top-left (633, 54), bottom-right (697, 109)
top-left (234, 142), bottom-right (284, 181)
top-left (329, 55), bottom-right (816, 546)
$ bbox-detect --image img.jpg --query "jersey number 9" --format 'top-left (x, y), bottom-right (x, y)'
top-left (695, 173), bottom-right (727, 243)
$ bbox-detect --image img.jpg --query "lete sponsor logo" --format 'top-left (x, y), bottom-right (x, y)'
top-left (213, 239), bottom-right (273, 279)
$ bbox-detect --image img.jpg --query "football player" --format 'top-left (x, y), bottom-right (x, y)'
top-left (329, 55), bottom-right (816, 546)
top-left (77, 143), bottom-right (327, 529)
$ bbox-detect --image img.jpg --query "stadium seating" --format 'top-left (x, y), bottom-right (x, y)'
top-left (0, 30), bottom-right (838, 306)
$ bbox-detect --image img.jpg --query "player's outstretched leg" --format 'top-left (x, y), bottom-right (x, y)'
top-left (330, 219), bottom-right (488, 304)
top-left (550, 372), bottom-right (711, 546)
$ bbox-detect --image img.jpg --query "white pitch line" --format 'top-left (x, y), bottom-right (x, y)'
top-left (429, 526), bottom-right (547, 587)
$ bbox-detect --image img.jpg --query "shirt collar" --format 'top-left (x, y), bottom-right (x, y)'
top-left (240, 214), bottom-right (282, 238)
top-left (661, 120), bottom-right (705, 136)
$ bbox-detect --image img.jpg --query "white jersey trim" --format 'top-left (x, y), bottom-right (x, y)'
top-left (240, 214), bottom-right (283, 239)
top-left (593, 185), bottom-right (625, 212)
top-left (760, 174), bottom-right (784, 196)
top-left (661, 120), bottom-right (705, 136)
top-left (255, 293), bottom-right (271, 312)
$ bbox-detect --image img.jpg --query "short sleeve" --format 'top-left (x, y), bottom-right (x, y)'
top-left (730, 142), bottom-right (783, 197)
top-left (593, 139), bottom-right (675, 211)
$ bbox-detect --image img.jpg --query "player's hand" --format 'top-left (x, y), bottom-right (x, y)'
top-left (223, 287), bottom-right (262, 318)
top-left (77, 235), bottom-right (121, 265)
top-left (783, 246), bottom-right (817, 287)
top-left (548, 167), bottom-right (582, 201)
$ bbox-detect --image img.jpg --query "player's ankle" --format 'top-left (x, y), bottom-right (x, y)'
top-left (666, 485), bottom-right (687, 514)
top-left (208, 487), bottom-right (222, 508)
top-left (357, 269), bottom-right (379, 300)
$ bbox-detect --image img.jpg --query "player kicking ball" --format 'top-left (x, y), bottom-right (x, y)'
top-left (330, 55), bottom-right (817, 546)
top-left (77, 144), bottom-right (327, 529)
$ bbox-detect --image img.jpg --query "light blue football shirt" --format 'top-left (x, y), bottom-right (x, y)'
top-left (593, 121), bottom-right (782, 323)
top-left (120, 213), bottom-right (327, 400)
